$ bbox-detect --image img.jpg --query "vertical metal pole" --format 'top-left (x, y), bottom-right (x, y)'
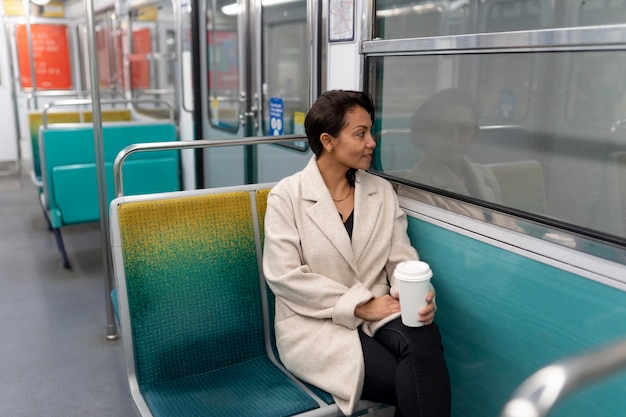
top-left (4, 17), bottom-right (23, 166)
top-left (243, 0), bottom-right (257, 184)
top-left (84, 0), bottom-right (119, 340)
top-left (22, 0), bottom-right (38, 109)
top-left (191, 0), bottom-right (204, 188)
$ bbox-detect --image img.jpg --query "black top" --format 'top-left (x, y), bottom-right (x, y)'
top-left (340, 210), bottom-right (354, 239)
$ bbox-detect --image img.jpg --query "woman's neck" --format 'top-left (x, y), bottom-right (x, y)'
top-left (316, 157), bottom-right (351, 198)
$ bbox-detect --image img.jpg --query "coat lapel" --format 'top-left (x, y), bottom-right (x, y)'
top-left (301, 158), bottom-right (358, 273)
top-left (352, 172), bottom-right (382, 266)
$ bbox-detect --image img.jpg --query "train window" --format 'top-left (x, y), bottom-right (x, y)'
top-left (375, 0), bottom-right (626, 39)
top-left (369, 51), bottom-right (626, 241)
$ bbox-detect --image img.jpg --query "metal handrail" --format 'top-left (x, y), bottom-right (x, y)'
top-left (500, 338), bottom-right (626, 417)
top-left (42, 98), bottom-right (174, 126)
top-left (113, 134), bottom-right (308, 197)
top-left (373, 124), bottom-right (529, 144)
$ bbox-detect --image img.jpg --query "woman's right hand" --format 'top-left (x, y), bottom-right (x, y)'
top-left (354, 295), bottom-right (401, 321)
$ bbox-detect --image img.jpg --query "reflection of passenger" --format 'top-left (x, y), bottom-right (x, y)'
top-left (405, 88), bottom-right (502, 203)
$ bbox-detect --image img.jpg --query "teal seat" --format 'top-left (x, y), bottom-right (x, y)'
top-left (39, 121), bottom-right (180, 268)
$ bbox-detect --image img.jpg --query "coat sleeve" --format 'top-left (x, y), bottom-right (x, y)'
top-left (385, 187), bottom-right (420, 296)
top-left (263, 191), bottom-right (373, 329)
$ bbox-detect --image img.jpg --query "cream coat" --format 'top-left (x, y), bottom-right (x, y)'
top-left (262, 156), bottom-right (418, 416)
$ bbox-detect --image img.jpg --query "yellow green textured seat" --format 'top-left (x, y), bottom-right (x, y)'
top-left (113, 190), bottom-right (321, 417)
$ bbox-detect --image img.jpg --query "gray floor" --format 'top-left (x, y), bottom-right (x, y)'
top-left (0, 171), bottom-right (134, 417)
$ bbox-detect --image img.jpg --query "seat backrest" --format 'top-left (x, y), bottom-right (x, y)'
top-left (254, 188), bottom-right (277, 357)
top-left (29, 109), bottom-right (132, 182)
top-left (112, 189), bottom-right (266, 386)
top-left (40, 121), bottom-right (179, 227)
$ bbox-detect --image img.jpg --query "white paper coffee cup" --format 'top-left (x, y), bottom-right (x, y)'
top-left (394, 260), bottom-right (432, 327)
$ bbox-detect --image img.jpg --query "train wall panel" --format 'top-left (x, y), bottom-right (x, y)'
top-left (406, 216), bottom-right (626, 417)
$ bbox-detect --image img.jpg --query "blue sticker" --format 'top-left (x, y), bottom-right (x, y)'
top-left (269, 97), bottom-right (284, 136)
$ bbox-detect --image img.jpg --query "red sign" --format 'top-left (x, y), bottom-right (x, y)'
top-left (131, 28), bottom-right (152, 89)
top-left (16, 24), bottom-right (72, 90)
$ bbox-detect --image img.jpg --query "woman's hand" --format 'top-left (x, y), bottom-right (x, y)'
top-left (354, 295), bottom-right (400, 321)
top-left (393, 290), bottom-right (436, 326)
top-left (418, 290), bottom-right (436, 325)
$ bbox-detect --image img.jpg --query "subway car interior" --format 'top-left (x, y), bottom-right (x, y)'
top-left (1, 0), bottom-right (626, 416)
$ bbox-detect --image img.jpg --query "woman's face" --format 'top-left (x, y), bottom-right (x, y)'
top-left (328, 106), bottom-right (376, 171)
top-left (423, 103), bottom-right (477, 163)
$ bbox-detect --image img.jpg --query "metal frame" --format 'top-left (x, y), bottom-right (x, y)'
top-left (362, 25), bottom-right (626, 56)
top-left (41, 98), bottom-right (175, 126)
top-left (113, 134), bottom-right (308, 196)
top-left (500, 338), bottom-right (626, 417)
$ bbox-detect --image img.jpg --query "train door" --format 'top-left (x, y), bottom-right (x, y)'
top-left (197, 0), bottom-right (315, 188)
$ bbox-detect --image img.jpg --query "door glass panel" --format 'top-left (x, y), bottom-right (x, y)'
top-left (262, 0), bottom-right (309, 150)
top-left (129, 1), bottom-right (177, 120)
top-left (206, 3), bottom-right (240, 132)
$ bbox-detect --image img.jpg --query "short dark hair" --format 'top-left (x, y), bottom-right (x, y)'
top-left (410, 88), bottom-right (479, 147)
top-left (305, 90), bottom-right (375, 157)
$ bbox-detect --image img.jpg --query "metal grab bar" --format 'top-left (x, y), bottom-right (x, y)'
top-left (42, 98), bottom-right (174, 126)
top-left (113, 134), bottom-right (308, 197)
top-left (500, 338), bottom-right (626, 417)
top-left (372, 124), bottom-right (529, 144)
top-left (26, 90), bottom-right (127, 108)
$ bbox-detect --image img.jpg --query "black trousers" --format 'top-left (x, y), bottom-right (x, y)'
top-left (358, 318), bottom-right (451, 417)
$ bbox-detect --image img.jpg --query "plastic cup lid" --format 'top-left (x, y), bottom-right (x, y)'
top-left (394, 260), bottom-right (432, 282)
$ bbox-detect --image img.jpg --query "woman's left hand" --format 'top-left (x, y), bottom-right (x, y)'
top-left (418, 290), bottom-right (436, 325)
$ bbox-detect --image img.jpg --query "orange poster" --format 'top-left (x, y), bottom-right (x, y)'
top-left (16, 24), bottom-right (72, 90)
top-left (131, 28), bottom-right (152, 89)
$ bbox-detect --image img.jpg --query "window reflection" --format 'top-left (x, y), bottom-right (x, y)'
top-left (375, 0), bottom-right (626, 39)
top-left (401, 88), bottom-right (502, 204)
top-left (370, 51), bottom-right (626, 240)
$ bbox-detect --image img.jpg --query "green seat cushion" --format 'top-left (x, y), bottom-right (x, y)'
top-left (142, 356), bottom-right (320, 417)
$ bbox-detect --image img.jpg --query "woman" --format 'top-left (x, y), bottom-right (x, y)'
top-left (263, 90), bottom-right (451, 416)
top-left (406, 88), bottom-right (502, 203)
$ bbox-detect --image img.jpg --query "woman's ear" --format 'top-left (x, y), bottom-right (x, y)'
top-left (320, 133), bottom-right (334, 153)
